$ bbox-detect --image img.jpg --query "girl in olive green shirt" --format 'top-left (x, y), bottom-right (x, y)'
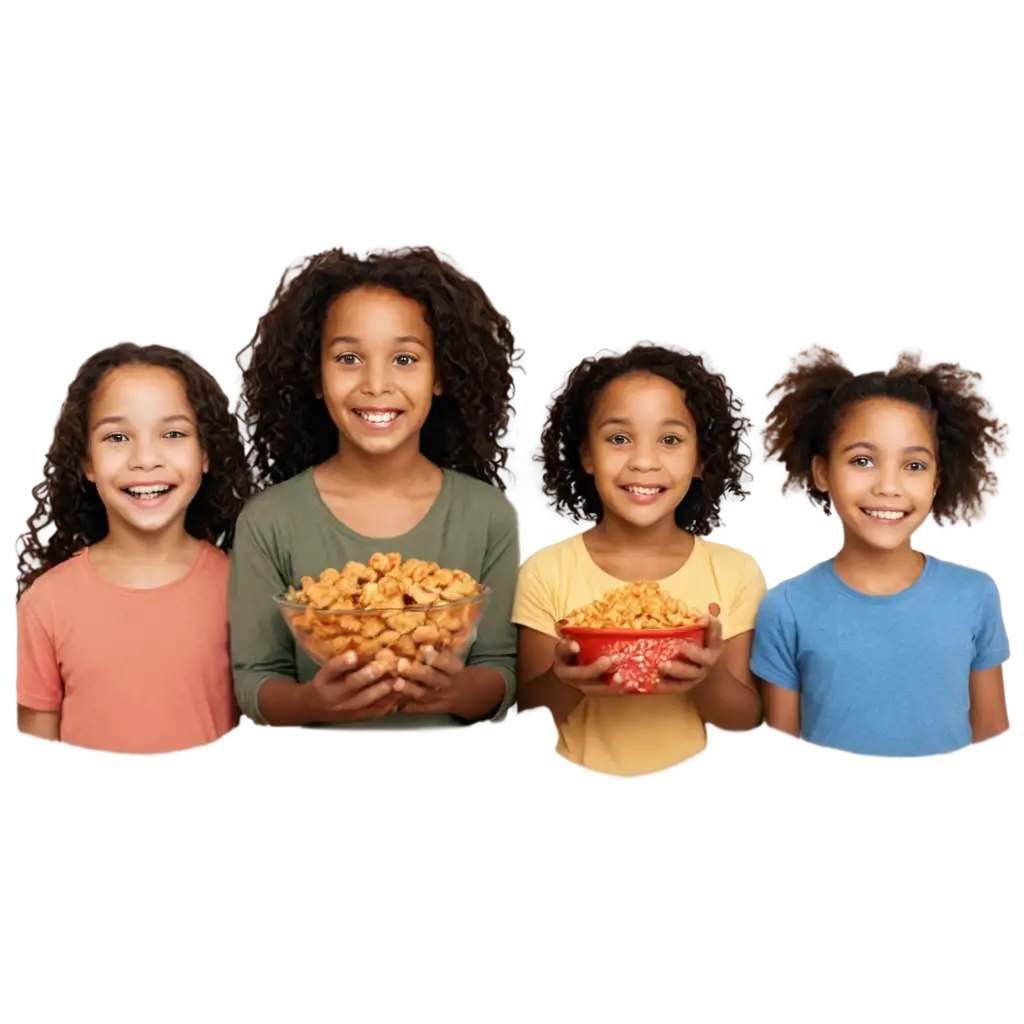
top-left (230, 247), bottom-right (519, 729)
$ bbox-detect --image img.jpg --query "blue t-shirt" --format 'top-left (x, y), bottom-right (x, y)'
top-left (750, 556), bottom-right (1009, 757)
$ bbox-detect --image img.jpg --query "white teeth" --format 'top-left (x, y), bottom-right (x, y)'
top-left (626, 486), bottom-right (663, 495)
top-left (357, 411), bottom-right (399, 423)
top-left (863, 509), bottom-right (906, 520)
top-left (127, 486), bottom-right (170, 497)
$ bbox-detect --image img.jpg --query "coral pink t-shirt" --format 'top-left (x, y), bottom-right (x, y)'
top-left (16, 542), bottom-right (238, 753)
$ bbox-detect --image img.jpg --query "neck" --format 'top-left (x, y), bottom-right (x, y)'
top-left (592, 510), bottom-right (692, 552)
top-left (96, 517), bottom-right (196, 562)
top-left (329, 434), bottom-right (436, 486)
top-left (834, 532), bottom-right (923, 579)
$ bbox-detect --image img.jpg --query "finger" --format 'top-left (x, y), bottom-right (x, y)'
top-left (342, 678), bottom-right (395, 710)
top-left (708, 602), bottom-right (721, 618)
top-left (391, 678), bottom-right (434, 702)
top-left (658, 659), bottom-right (704, 681)
top-left (339, 659), bottom-right (391, 691)
top-left (650, 678), bottom-right (700, 694)
top-left (553, 639), bottom-right (580, 663)
top-left (558, 655), bottom-right (617, 681)
top-left (421, 647), bottom-right (464, 675)
top-left (673, 643), bottom-right (717, 668)
top-left (321, 650), bottom-right (362, 679)
top-left (398, 659), bottom-right (450, 691)
top-left (707, 616), bottom-right (724, 651)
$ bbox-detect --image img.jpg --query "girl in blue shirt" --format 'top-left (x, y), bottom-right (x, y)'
top-left (752, 347), bottom-right (1010, 756)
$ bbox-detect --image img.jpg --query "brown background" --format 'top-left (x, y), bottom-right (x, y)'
top-left (2, 8), bottom-right (1024, 1024)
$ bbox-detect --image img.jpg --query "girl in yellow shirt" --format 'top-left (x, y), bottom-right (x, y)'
top-left (513, 344), bottom-right (766, 776)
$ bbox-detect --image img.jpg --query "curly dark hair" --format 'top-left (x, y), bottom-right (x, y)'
top-left (538, 344), bottom-right (751, 535)
top-left (16, 343), bottom-right (253, 599)
top-left (236, 247), bottom-right (521, 490)
top-left (763, 346), bottom-right (1007, 523)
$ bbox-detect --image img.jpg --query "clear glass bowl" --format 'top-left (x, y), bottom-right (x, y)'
top-left (274, 587), bottom-right (491, 670)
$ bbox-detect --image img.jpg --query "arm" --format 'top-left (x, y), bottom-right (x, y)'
top-left (968, 577), bottom-right (1009, 744)
top-left (18, 706), bottom-right (60, 741)
top-left (685, 554), bottom-right (766, 730)
top-left (458, 500), bottom-right (520, 720)
top-left (689, 629), bottom-right (762, 730)
top-left (510, 547), bottom-right (583, 719)
top-left (748, 583), bottom-right (802, 739)
top-left (16, 589), bottom-right (64, 741)
top-left (517, 626), bottom-right (585, 724)
top-left (228, 508), bottom-right (305, 725)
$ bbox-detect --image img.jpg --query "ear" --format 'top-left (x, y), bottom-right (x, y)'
top-left (811, 454), bottom-right (829, 494)
top-left (692, 459), bottom-right (704, 481)
top-left (82, 457), bottom-right (95, 483)
top-left (202, 451), bottom-right (210, 475)
top-left (432, 378), bottom-right (442, 397)
top-left (580, 441), bottom-right (594, 475)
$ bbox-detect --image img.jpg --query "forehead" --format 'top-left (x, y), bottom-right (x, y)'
top-left (322, 286), bottom-right (431, 338)
top-left (833, 397), bottom-right (935, 444)
top-left (592, 371), bottom-right (693, 422)
top-left (91, 364), bottom-right (191, 415)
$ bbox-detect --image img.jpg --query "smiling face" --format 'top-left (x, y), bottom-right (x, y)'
top-left (580, 371), bottom-right (702, 530)
top-left (319, 286), bottom-right (440, 459)
top-left (813, 397), bottom-right (939, 551)
top-left (83, 364), bottom-right (208, 539)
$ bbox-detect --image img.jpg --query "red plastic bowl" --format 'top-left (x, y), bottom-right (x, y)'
top-left (560, 624), bottom-right (707, 693)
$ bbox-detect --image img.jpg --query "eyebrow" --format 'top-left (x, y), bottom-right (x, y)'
top-left (328, 335), bottom-right (428, 348)
top-left (597, 417), bottom-right (692, 432)
top-left (92, 414), bottom-right (196, 430)
top-left (841, 441), bottom-right (935, 457)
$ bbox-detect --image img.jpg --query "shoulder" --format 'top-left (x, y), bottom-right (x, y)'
top-left (237, 472), bottom-right (314, 530)
top-left (696, 538), bottom-right (763, 580)
top-left (19, 553), bottom-right (88, 611)
top-left (445, 471), bottom-right (517, 526)
top-left (519, 534), bottom-right (580, 577)
top-left (926, 557), bottom-right (1001, 613)
top-left (758, 563), bottom-right (831, 617)
top-left (197, 542), bottom-right (230, 579)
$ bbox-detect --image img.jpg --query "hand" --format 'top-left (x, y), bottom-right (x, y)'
top-left (306, 650), bottom-right (401, 722)
top-left (551, 637), bottom-right (626, 697)
top-left (652, 604), bottom-right (724, 694)
top-left (395, 647), bottom-right (466, 715)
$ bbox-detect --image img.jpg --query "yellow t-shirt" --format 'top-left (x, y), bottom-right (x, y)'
top-left (512, 533), bottom-right (767, 777)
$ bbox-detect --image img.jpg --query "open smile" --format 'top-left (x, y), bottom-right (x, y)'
top-left (122, 483), bottom-right (177, 508)
top-left (860, 507), bottom-right (910, 523)
top-left (352, 409), bottom-right (403, 430)
top-left (621, 484), bottom-right (667, 505)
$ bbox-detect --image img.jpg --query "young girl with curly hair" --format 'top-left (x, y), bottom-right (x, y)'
top-left (513, 344), bottom-right (766, 776)
top-left (16, 344), bottom-right (251, 753)
top-left (231, 247), bottom-right (520, 728)
top-left (753, 347), bottom-right (1010, 756)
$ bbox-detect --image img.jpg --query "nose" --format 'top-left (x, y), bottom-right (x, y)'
top-left (872, 459), bottom-right (902, 497)
top-left (359, 357), bottom-right (395, 397)
top-left (129, 436), bottom-right (163, 472)
top-left (627, 438), bottom-right (661, 472)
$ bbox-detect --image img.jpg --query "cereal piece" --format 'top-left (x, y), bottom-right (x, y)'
top-left (320, 568), bottom-right (341, 585)
top-left (360, 616), bottom-right (387, 639)
top-left (561, 581), bottom-right (700, 630)
top-left (394, 634), bottom-right (417, 657)
top-left (412, 623), bottom-right (441, 646)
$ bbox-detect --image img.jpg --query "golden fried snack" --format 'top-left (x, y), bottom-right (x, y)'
top-left (559, 581), bottom-right (701, 630)
top-left (281, 553), bottom-right (485, 673)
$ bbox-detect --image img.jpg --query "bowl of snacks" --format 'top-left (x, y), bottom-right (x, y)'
top-left (274, 552), bottom-right (489, 673)
top-left (558, 581), bottom-right (705, 693)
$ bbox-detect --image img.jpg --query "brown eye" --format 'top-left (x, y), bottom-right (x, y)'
top-left (608, 434), bottom-right (629, 445)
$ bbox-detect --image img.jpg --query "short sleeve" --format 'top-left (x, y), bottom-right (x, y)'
top-left (723, 554), bottom-right (768, 639)
top-left (461, 498), bottom-right (519, 719)
top-left (511, 551), bottom-right (560, 638)
top-left (749, 585), bottom-right (801, 692)
top-left (16, 588), bottom-right (64, 711)
top-left (229, 505), bottom-right (297, 724)
top-left (971, 574), bottom-right (1010, 672)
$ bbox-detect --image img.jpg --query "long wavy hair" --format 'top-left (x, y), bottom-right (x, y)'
top-left (236, 247), bottom-right (521, 490)
top-left (16, 343), bottom-right (252, 599)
